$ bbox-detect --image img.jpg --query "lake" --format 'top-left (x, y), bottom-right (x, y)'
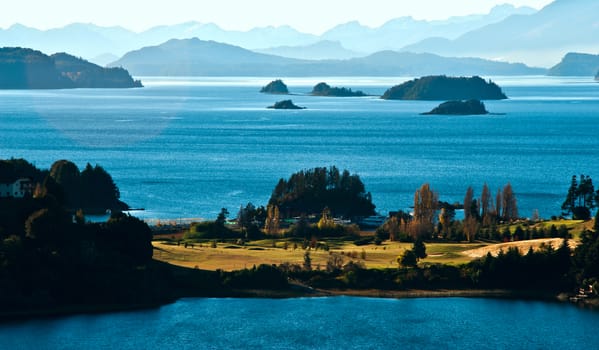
top-left (1, 297), bottom-right (598, 349)
top-left (1, 76), bottom-right (598, 220)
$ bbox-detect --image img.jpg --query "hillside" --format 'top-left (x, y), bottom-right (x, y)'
top-left (110, 38), bottom-right (302, 76)
top-left (111, 39), bottom-right (544, 77)
top-left (0, 47), bottom-right (141, 89)
top-left (381, 76), bottom-right (507, 101)
top-left (401, 0), bottom-right (599, 67)
top-left (256, 40), bottom-right (362, 60)
top-left (548, 53), bottom-right (599, 76)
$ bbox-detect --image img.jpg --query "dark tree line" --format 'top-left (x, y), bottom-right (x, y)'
top-left (47, 160), bottom-right (126, 212)
top-left (562, 174), bottom-right (599, 220)
top-left (0, 169), bottom-right (157, 313)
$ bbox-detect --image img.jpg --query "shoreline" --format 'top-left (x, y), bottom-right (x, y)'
top-left (3, 287), bottom-right (590, 323)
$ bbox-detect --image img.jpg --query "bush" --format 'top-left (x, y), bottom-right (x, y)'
top-left (354, 236), bottom-right (374, 246)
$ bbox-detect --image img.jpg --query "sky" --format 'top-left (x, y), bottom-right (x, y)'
top-left (1, 0), bottom-right (554, 34)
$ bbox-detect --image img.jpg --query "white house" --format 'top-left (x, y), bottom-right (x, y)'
top-left (0, 178), bottom-right (33, 198)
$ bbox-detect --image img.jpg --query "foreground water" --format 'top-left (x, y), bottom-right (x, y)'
top-left (1, 297), bottom-right (598, 349)
top-left (1, 76), bottom-right (598, 220)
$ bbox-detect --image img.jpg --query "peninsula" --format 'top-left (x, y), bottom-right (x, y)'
top-left (547, 52), bottom-right (599, 76)
top-left (2, 161), bottom-right (599, 322)
top-left (422, 100), bottom-right (489, 115)
top-left (260, 79), bottom-right (289, 94)
top-left (0, 47), bottom-right (142, 89)
top-left (381, 75), bottom-right (507, 100)
top-left (310, 82), bottom-right (367, 97)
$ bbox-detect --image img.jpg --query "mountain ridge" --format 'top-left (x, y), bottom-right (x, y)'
top-left (109, 38), bottom-right (545, 77)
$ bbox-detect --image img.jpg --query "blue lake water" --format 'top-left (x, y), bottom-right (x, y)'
top-left (0, 76), bottom-right (598, 220)
top-left (1, 297), bottom-right (599, 349)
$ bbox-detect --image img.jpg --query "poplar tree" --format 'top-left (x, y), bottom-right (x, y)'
top-left (480, 183), bottom-right (492, 225)
top-left (464, 186), bottom-right (474, 220)
top-left (502, 183), bottom-right (518, 222)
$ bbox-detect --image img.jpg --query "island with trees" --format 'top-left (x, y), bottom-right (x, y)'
top-left (381, 75), bottom-right (507, 100)
top-left (422, 100), bottom-right (489, 115)
top-left (0, 47), bottom-right (142, 89)
top-left (260, 79), bottom-right (289, 94)
top-left (267, 100), bottom-right (305, 109)
top-left (2, 160), bottom-right (599, 320)
top-left (310, 82), bottom-right (367, 97)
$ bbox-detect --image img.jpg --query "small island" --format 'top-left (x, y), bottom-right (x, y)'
top-left (260, 79), bottom-right (289, 94)
top-left (381, 75), bottom-right (507, 101)
top-left (311, 82), bottom-right (367, 97)
top-left (422, 100), bottom-right (489, 115)
top-left (0, 47), bottom-right (142, 89)
top-left (268, 100), bottom-right (305, 110)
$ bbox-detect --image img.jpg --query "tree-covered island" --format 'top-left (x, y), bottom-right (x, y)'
top-left (260, 79), bottom-right (289, 94)
top-left (310, 82), bottom-right (367, 97)
top-left (267, 100), bottom-right (305, 109)
top-left (422, 100), bottom-right (489, 115)
top-left (381, 75), bottom-right (507, 100)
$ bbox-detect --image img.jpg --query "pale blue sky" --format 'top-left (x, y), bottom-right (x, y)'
top-left (1, 0), bottom-right (554, 33)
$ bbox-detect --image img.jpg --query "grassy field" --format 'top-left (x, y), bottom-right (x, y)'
top-left (152, 219), bottom-right (590, 271)
top-left (153, 240), bottom-right (488, 271)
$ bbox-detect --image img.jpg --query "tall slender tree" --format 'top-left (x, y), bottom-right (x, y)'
top-left (480, 183), bottom-right (492, 225)
top-left (411, 183), bottom-right (438, 239)
top-left (464, 186), bottom-right (474, 220)
top-left (502, 183), bottom-right (518, 222)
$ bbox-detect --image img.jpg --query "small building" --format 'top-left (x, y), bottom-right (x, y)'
top-left (0, 178), bottom-right (33, 198)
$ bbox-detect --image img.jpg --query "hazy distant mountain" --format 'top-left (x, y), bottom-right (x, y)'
top-left (90, 53), bottom-right (120, 66)
top-left (256, 40), bottom-right (363, 60)
top-left (401, 0), bottom-right (599, 67)
top-left (110, 38), bottom-right (303, 76)
top-left (547, 53), bottom-right (599, 76)
top-left (0, 23), bottom-right (136, 63)
top-left (139, 22), bottom-right (318, 50)
top-left (0, 22), bottom-right (318, 64)
top-left (110, 38), bottom-right (545, 77)
top-left (0, 4), bottom-right (535, 64)
top-left (321, 4), bottom-right (536, 53)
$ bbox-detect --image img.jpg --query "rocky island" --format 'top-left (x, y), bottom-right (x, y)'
top-left (310, 82), bottom-right (367, 97)
top-left (0, 47), bottom-right (142, 89)
top-left (260, 79), bottom-right (289, 94)
top-left (268, 100), bottom-right (305, 109)
top-left (381, 75), bottom-right (507, 100)
top-left (422, 100), bottom-right (489, 115)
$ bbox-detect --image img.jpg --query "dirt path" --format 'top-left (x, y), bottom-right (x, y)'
top-left (461, 238), bottom-right (577, 258)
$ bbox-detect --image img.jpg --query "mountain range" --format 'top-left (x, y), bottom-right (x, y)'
top-left (401, 0), bottom-right (599, 67)
top-left (1, 0), bottom-right (595, 69)
top-left (0, 4), bottom-right (538, 65)
top-left (110, 38), bottom-right (545, 77)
